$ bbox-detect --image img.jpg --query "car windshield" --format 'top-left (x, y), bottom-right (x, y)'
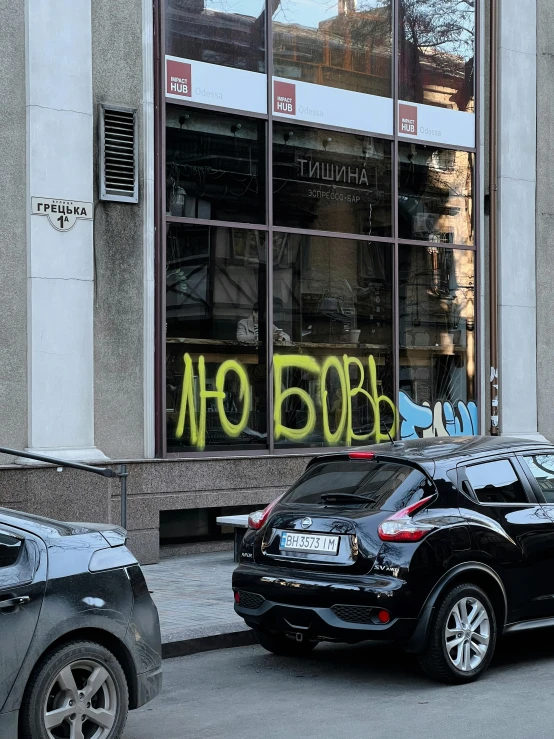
top-left (283, 460), bottom-right (431, 511)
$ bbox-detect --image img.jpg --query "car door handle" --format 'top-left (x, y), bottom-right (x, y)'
top-left (0, 596), bottom-right (30, 610)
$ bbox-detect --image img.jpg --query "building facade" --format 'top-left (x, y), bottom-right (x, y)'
top-left (0, 0), bottom-right (549, 563)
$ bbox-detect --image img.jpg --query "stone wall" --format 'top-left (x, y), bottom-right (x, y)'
top-left (0, 455), bottom-right (312, 563)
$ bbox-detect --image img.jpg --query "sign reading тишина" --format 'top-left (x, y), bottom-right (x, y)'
top-left (31, 197), bottom-right (93, 231)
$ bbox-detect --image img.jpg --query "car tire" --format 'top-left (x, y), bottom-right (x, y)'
top-left (20, 640), bottom-right (129, 739)
top-left (255, 629), bottom-right (318, 656)
top-left (418, 582), bottom-right (496, 684)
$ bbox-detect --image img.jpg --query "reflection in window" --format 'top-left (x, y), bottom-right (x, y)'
top-left (522, 455), bottom-right (554, 503)
top-left (399, 0), bottom-right (475, 112)
top-left (273, 234), bottom-right (394, 447)
top-left (165, 0), bottom-right (266, 73)
top-left (399, 245), bottom-right (475, 434)
top-left (398, 143), bottom-right (473, 245)
top-left (466, 461), bottom-right (527, 505)
top-left (273, 123), bottom-right (392, 236)
top-left (166, 224), bottom-right (267, 452)
top-left (166, 107), bottom-right (266, 224)
top-left (273, 0), bottom-right (392, 98)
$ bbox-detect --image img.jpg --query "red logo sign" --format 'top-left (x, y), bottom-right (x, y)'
top-left (167, 59), bottom-right (192, 98)
top-left (274, 81), bottom-right (296, 115)
top-left (399, 104), bottom-right (418, 136)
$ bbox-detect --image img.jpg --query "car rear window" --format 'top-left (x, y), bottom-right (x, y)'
top-left (282, 460), bottom-right (431, 511)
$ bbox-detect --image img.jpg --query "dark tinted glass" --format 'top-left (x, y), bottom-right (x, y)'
top-left (466, 460), bottom-right (528, 505)
top-left (166, 223), bottom-right (267, 452)
top-left (522, 455), bottom-right (554, 503)
top-left (399, 0), bottom-right (475, 112)
top-left (165, 0), bottom-right (266, 73)
top-left (0, 532), bottom-right (21, 568)
top-left (284, 460), bottom-right (428, 510)
top-left (274, 123), bottom-right (392, 236)
top-left (399, 245), bottom-right (476, 439)
top-left (272, 234), bottom-right (394, 448)
top-left (398, 143), bottom-right (474, 245)
top-left (273, 0), bottom-right (392, 98)
top-left (166, 107), bottom-right (266, 224)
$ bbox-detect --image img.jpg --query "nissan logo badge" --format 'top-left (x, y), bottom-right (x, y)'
top-left (301, 517), bottom-right (312, 529)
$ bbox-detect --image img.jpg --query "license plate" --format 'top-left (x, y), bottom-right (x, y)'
top-left (279, 531), bottom-right (339, 555)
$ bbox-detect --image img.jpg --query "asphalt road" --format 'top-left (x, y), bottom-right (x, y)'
top-left (125, 631), bottom-right (554, 739)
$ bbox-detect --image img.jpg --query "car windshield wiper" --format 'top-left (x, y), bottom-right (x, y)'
top-left (320, 493), bottom-right (375, 504)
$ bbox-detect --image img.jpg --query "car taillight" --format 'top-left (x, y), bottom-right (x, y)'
top-left (248, 494), bottom-right (284, 530)
top-left (348, 451), bottom-right (376, 460)
top-left (378, 495), bottom-right (435, 542)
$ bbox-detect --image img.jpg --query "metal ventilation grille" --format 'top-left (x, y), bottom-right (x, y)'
top-left (99, 104), bottom-right (138, 203)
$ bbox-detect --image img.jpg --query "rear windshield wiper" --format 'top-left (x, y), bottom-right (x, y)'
top-left (320, 493), bottom-right (375, 504)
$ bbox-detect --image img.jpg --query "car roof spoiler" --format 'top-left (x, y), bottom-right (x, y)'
top-left (305, 451), bottom-right (436, 484)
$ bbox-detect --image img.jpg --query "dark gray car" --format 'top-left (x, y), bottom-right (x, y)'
top-left (0, 507), bottom-right (162, 739)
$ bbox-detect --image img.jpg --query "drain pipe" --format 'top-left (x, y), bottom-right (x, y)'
top-left (489, 0), bottom-right (500, 435)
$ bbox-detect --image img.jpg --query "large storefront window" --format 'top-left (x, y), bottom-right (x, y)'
top-left (166, 224), bottom-right (268, 452)
top-left (398, 143), bottom-right (474, 245)
top-left (159, 0), bottom-right (480, 456)
top-left (399, 245), bottom-right (476, 438)
top-left (165, 0), bottom-right (266, 73)
top-left (273, 123), bottom-right (392, 236)
top-left (399, 0), bottom-right (475, 112)
top-left (166, 107), bottom-right (266, 224)
top-left (273, 0), bottom-right (392, 98)
top-left (272, 234), bottom-right (394, 447)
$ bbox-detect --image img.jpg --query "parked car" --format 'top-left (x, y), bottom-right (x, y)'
top-left (0, 507), bottom-right (162, 739)
top-left (233, 436), bottom-right (554, 683)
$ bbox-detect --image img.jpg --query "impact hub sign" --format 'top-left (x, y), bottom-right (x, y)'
top-left (31, 197), bottom-right (93, 231)
top-left (399, 104), bottom-right (418, 135)
top-left (166, 59), bottom-right (192, 98)
top-left (274, 81), bottom-right (296, 115)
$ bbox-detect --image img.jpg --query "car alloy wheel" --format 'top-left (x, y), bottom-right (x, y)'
top-left (418, 583), bottom-right (496, 683)
top-left (44, 659), bottom-right (118, 739)
top-left (444, 596), bottom-right (490, 672)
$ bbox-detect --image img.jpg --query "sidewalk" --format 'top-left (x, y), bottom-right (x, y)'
top-left (143, 550), bottom-right (256, 658)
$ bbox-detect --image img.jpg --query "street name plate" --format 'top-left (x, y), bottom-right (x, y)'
top-left (31, 197), bottom-right (93, 232)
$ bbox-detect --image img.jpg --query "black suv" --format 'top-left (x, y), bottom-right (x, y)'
top-left (233, 436), bottom-right (554, 683)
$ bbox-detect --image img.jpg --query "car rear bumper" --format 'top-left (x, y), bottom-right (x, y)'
top-left (236, 599), bottom-right (417, 643)
top-left (135, 664), bottom-right (163, 709)
top-left (233, 563), bottom-right (420, 644)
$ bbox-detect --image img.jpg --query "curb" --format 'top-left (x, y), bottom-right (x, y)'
top-left (162, 628), bottom-right (258, 659)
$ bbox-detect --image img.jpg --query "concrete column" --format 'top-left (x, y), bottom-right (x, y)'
top-left (497, 0), bottom-right (542, 439)
top-left (143, 0), bottom-right (156, 459)
top-left (25, 0), bottom-right (107, 462)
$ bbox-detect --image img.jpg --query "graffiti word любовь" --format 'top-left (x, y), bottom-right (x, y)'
top-left (176, 353), bottom-right (397, 451)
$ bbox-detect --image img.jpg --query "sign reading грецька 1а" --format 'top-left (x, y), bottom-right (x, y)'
top-left (31, 197), bottom-right (93, 232)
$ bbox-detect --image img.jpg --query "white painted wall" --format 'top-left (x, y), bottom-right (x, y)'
top-left (497, 0), bottom-right (541, 439)
top-left (25, 0), bottom-right (107, 461)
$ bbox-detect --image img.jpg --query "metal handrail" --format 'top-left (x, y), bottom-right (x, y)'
top-left (0, 447), bottom-right (129, 530)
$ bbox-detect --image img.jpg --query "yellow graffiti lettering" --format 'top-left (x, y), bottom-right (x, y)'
top-left (197, 356), bottom-right (225, 451)
top-left (215, 360), bottom-right (250, 438)
top-left (343, 355), bottom-right (374, 445)
top-left (176, 352), bottom-right (398, 450)
top-left (320, 356), bottom-right (347, 445)
top-left (175, 353), bottom-right (199, 445)
top-left (174, 353), bottom-right (225, 451)
top-left (367, 355), bottom-right (398, 443)
top-left (274, 355), bottom-right (319, 441)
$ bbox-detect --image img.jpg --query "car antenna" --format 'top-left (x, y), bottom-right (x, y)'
top-left (384, 421), bottom-right (403, 449)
